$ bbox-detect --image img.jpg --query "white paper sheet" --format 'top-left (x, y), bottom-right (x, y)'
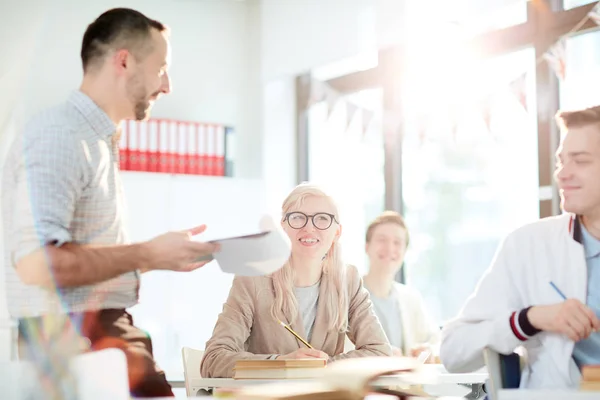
top-left (210, 215), bottom-right (291, 276)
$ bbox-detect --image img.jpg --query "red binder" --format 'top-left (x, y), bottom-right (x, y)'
top-left (138, 121), bottom-right (149, 172)
top-left (215, 125), bottom-right (225, 176)
top-left (205, 124), bottom-right (216, 176)
top-left (118, 123), bottom-right (128, 171)
top-left (158, 120), bottom-right (169, 173)
top-left (186, 122), bottom-right (197, 175)
top-left (168, 120), bottom-right (178, 174)
top-left (175, 121), bottom-right (187, 174)
top-left (198, 123), bottom-right (207, 175)
top-left (147, 119), bottom-right (159, 172)
top-left (128, 120), bottom-right (140, 171)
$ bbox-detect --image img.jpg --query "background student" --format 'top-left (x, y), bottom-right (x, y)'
top-left (362, 211), bottom-right (440, 362)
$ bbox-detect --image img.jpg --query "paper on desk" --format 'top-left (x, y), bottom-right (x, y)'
top-left (211, 215), bottom-right (291, 276)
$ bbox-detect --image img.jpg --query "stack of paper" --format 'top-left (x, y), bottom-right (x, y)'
top-left (234, 357), bottom-right (421, 400)
top-left (581, 365), bottom-right (600, 391)
top-left (233, 359), bottom-right (327, 380)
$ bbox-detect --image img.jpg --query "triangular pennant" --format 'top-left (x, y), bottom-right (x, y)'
top-left (308, 79), bottom-right (327, 108)
top-left (447, 105), bottom-right (460, 143)
top-left (345, 102), bottom-right (358, 131)
top-left (509, 73), bottom-right (528, 111)
top-left (588, 2), bottom-right (600, 26)
top-left (325, 89), bottom-right (340, 118)
top-left (361, 109), bottom-right (374, 135)
top-left (543, 39), bottom-right (567, 81)
top-left (416, 115), bottom-right (428, 146)
top-left (481, 96), bottom-right (493, 134)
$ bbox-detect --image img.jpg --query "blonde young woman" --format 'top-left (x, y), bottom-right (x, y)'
top-left (201, 183), bottom-right (392, 378)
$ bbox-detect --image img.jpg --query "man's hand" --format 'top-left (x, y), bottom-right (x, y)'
top-left (527, 299), bottom-right (600, 342)
top-left (392, 346), bottom-right (403, 357)
top-left (143, 225), bottom-right (220, 272)
top-left (276, 348), bottom-right (328, 360)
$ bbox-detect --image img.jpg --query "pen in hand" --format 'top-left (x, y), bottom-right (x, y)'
top-left (549, 281), bottom-right (567, 300)
top-left (276, 319), bottom-right (313, 349)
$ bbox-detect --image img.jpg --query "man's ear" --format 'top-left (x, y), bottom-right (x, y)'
top-left (112, 49), bottom-right (132, 76)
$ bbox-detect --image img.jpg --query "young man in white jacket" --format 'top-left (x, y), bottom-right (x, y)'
top-left (362, 211), bottom-right (441, 362)
top-left (440, 105), bottom-right (600, 389)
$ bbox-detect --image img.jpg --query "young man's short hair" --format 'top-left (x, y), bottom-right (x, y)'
top-left (81, 8), bottom-right (168, 72)
top-left (365, 211), bottom-right (409, 246)
top-left (555, 105), bottom-right (600, 132)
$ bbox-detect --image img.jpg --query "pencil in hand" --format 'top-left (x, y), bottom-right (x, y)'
top-left (277, 319), bottom-right (313, 349)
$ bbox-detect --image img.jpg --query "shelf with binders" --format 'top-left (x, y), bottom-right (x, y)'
top-left (118, 118), bottom-right (234, 177)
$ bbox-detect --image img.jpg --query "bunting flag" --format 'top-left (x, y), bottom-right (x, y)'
top-left (416, 115), bottom-right (428, 146)
top-left (325, 89), bottom-right (340, 118)
top-left (361, 109), bottom-right (374, 135)
top-left (345, 102), bottom-right (358, 130)
top-left (308, 79), bottom-right (327, 108)
top-left (509, 73), bottom-right (528, 111)
top-left (588, 2), bottom-right (600, 26)
top-left (480, 96), bottom-right (494, 134)
top-left (543, 39), bottom-right (567, 81)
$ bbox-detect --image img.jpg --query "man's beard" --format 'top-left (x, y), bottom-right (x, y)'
top-left (126, 76), bottom-right (152, 121)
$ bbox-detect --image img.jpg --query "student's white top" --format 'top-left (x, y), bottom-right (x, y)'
top-left (366, 282), bottom-right (440, 355)
top-left (441, 213), bottom-right (588, 389)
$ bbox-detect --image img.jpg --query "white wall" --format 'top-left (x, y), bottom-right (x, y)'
top-left (260, 0), bottom-right (410, 81)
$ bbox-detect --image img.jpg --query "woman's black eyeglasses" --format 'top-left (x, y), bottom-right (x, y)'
top-left (284, 212), bottom-right (338, 230)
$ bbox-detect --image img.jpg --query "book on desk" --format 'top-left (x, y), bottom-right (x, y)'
top-left (227, 357), bottom-right (426, 400)
top-left (233, 359), bottom-right (327, 380)
top-left (581, 365), bottom-right (600, 391)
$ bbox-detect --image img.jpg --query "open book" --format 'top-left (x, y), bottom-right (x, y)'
top-left (234, 359), bottom-right (327, 380)
top-left (233, 357), bottom-right (424, 400)
top-left (581, 365), bottom-right (600, 391)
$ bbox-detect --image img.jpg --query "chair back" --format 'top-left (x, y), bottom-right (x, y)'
top-left (483, 348), bottom-right (522, 400)
top-left (182, 346), bottom-right (205, 397)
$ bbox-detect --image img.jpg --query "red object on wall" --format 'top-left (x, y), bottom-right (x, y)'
top-left (119, 123), bottom-right (128, 170)
top-left (175, 121), bottom-right (187, 174)
top-left (197, 123), bottom-right (207, 175)
top-left (138, 121), bottom-right (149, 172)
top-left (128, 120), bottom-right (140, 171)
top-left (148, 119), bottom-right (159, 172)
top-left (215, 125), bottom-right (225, 176)
top-left (205, 124), bottom-right (216, 176)
top-left (158, 120), bottom-right (169, 173)
top-left (168, 120), bottom-right (178, 174)
top-left (186, 122), bottom-right (198, 175)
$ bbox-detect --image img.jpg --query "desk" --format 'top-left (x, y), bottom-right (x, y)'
top-left (498, 389), bottom-right (600, 400)
top-left (187, 366), bottom-right (488, 399)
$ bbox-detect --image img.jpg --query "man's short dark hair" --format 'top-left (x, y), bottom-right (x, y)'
top-left (81, 8), bottom-right (168, 72)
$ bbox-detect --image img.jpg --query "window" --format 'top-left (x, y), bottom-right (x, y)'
top-left (405, 0), bottom-right (528, 37)
top-left (401, 48), bottom-right (540, 324)
top-left (308, 88), bottom-right (385, 275)
top-left (563, 0), bottom-right (596, 10)
top-left (560, 29), bottom-right (600, 109)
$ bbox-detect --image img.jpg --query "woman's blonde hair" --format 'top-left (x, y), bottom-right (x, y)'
top-left (269, 182), bottom-right (348, 333)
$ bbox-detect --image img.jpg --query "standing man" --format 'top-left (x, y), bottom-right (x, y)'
top-left (440, 105), bottom-right (600, 389)
top-left (362, 211), bottom-right (440, 361)
top-left (2, 8), bottom-right (218, 397)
